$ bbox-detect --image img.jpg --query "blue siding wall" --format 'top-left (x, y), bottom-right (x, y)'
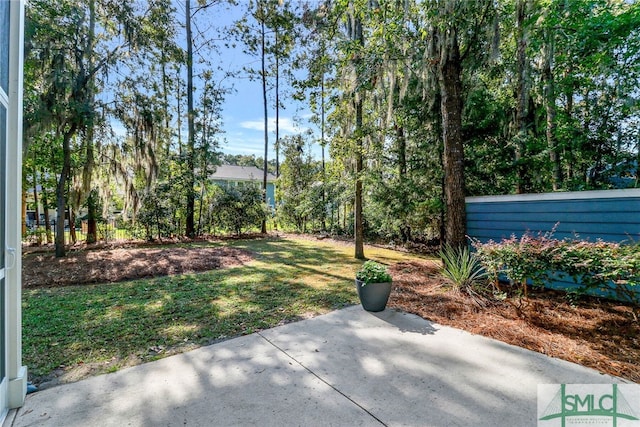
top-left (466, 189), bottom-right (640, 300)
top-left (466, 189), bottom-right (640, 244)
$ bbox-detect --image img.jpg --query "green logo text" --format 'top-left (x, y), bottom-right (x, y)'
top-left (540, 384), bottom-right (639, 427)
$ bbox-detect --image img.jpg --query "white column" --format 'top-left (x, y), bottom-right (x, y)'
top-left (6, 0), bottom-right (26, 409)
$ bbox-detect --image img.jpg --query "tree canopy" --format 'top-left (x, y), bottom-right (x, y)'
top-left (23, 0), bottom-right (640, 255)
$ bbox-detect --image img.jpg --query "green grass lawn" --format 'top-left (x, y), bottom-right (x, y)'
top-left (23, 235), bottom-right (425, 383)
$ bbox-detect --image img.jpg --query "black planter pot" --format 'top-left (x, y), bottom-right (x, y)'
top-left (355, 279), bottom-right (392, 312)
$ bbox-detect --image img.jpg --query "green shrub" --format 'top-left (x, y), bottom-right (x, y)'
top-left (356, 260), bottom-right (392, 285)
top-left (210, 184), bottom-right (268, 236)
top-left (472, 234), bottom-right (640, 304)
top-left (439, 244), bottom-right (487, 290)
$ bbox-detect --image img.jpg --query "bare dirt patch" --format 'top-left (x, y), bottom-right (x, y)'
top-left (23, 245), bottom-right (253, 288)
top-left (388, 260), bottom-right (640, 383)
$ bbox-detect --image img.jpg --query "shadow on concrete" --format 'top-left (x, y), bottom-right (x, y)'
top-left (371, 309), bottom-right (439, 335)
top-left (12, 305), bottom-right (624, 427)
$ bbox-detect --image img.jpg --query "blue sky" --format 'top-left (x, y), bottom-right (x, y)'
top-left (221, 72), bottom-right (315, 158)
top-left (111, 2), bottom-right (321, 161)
top-left (194, 2), bottom-right (320, 160)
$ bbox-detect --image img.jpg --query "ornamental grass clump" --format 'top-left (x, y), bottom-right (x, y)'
top-left (356, 260), bottom-right (392, 285)
top-left (438, 244), bottom-right (487, 290)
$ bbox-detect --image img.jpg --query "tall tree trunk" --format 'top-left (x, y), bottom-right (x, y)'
top-left (260, 8), bottom-right (268, 234)
top-left (31, 152), bottom-right (41, 244)
top-left (185, 0), bottom-right (196, 238)
top-left (343, 202), bottom-right (347, 231)
top-left (352, 14), bottom-right (365, 260)
top-left (68, 206), bottom-right (77, 244)
top-left (21, 190), bottom-right (27, 236)
top-left (397, 125), bottom-right (407, 178)
top-left (85, 0), bottom-right (97, 244)
top-left (320, 72), bottom-right (326, 232)
top-left (55, 126), bottom-right (77, 257)
top-left (85, 146), bottom-right (97, 243)
top-left (438, 27), bottom-right (467, 249)
top-left (564, 73), bottom-right (574, 181)
top-left (354, 96), bottom-right (365, 259)
top-left (543, 29), bottom-right (560, 191)
top-left (176, 68), bottom-right (183, 156)
top-left (86, 190), bottom-right (98, 243)
top-left (397, 124), bottom-right (410, 243)
top-left (161, 50), bottom-right (171, 157)
top-left (275, 29), bottom-right (280, 179)
top-left (41, 167), bottom-right (52, 244)
top-left (196, 104), bottom-right (211, 236)
top-left (515, 0), bottom-right (530, 194)
top-left (582, 87), bottom-right (591, 185)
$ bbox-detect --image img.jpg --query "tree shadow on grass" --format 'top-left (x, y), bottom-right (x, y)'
top-left (24, 236), bottom-right (417, 385)
top-left (23, 249), bottom-right (359, 385)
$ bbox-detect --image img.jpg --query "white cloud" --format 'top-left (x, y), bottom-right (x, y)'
top-left (223, 135), bottom-right (273, 156)
top-left (222, 115), bottom-right (324, 159)
top-left (240, 117), bottom-right (308, 135)
top-left (224, 145), bottom-right (264, 155)
top-left (278, 117), bottom-right (305, 134)
top-left (238, 120), bottom-right (263, 131)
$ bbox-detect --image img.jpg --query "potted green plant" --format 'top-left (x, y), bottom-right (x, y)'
top-left (355, 260), bottom-right (393, 312)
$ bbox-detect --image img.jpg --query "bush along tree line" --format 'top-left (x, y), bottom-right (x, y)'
top-left (22, 1), bottom-right (640, 257)
top-left (472, 233), bottom-right (640, 309)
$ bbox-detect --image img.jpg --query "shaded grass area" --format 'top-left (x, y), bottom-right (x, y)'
top-left (23, 236), bottom-right (423, 385)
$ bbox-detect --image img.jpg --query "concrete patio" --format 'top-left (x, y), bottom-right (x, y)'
top-left (5, 306), bottom-right (623, 426)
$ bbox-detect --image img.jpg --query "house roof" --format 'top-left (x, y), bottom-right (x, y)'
top-left (211, 165), bottom-right (276, 182)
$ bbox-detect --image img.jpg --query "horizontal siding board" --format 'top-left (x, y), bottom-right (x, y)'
top-left (467, 198), bottom-right (640, 215)
top-left (469, 211), bottom-right (639, 224)
top-left (467, 220), bottom-right (640, 237)
top-left (501, 273), bottom-right (639, 301)
top-left (466, 190), bottom-right (640, 301)
top-left (469, 231), bottom-right (632, 244)
top-left (466, 231), bottom-right (508, 242)
top-left (533, 277), bottom-right (639, 301)
top-left (466, 220), bottom-right (557, 231)
top-left (467, 188), bottom-right (640, 203)
top-left (556, 232), bottom-right (638, 241)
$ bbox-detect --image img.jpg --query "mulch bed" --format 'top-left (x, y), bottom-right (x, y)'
top-left (388, 260), bottom-right (640, 383)
top-left (22, 246), bottom-right (253, 288)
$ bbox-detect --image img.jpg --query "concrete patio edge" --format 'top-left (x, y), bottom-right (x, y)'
top-left (6, 306), bottom-right (629, 427)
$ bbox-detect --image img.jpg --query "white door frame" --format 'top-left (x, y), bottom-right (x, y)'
top-left (0, 89), bottom-right (7, 420)
top-left (4, 0), bottom-right (27, 413)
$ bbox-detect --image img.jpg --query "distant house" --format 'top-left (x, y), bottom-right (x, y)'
top-left (211, 165), bottom-right (276, 208)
